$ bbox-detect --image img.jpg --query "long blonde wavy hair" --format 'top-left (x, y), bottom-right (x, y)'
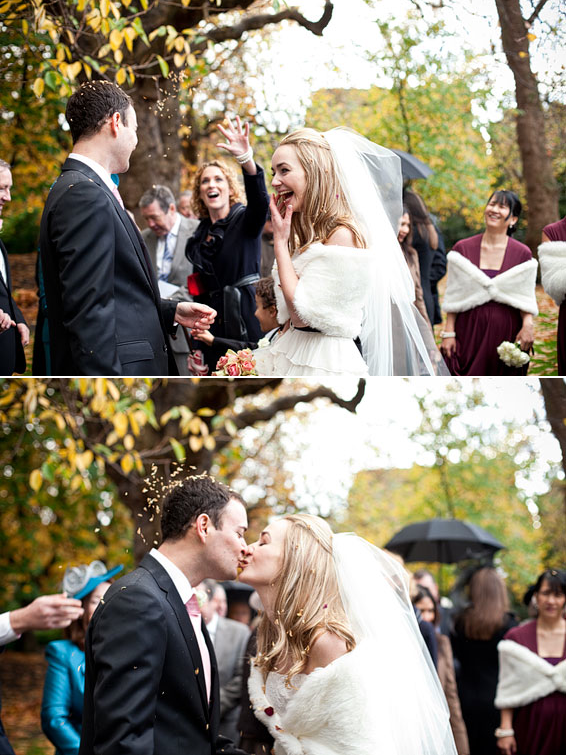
top-left (254, 513), bottom-right (356, 684)
top-left (277, 129), bottom-right (366, 253)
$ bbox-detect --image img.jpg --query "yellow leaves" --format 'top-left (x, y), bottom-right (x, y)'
top-left (121, 454), bottom-right (134, 474)
top-left (29, 470), bottom-right (42, 493)
top-left (22, 18), bottom-right (28, 35)
top-left (114, 49), bottom-right (123, 64)
top-left (110, 27), bottom-right (123, 51)
top-left (77, 0), bottom-right (87, 10)
top-left (518, 51), bottom-right (529, 58)
top-left (123, 26), bottom-right (137, 52)
top-left (98, 43), bottom-right (111, 58)
top-left (181, 0), bottom-right (191, 5)
top-left (113, 413), bottom-right (128, 438)
top-left (116, 67), bottom-right (126, 85)
top-left (527, 33), bottom-right (536, 42)
top-left (174, 36), bottom-right (185, 52)
top-left (67, 61), bottom-right (82, 80)
top-left (124, 434), bottom-right (135, 451)
top-left (100, 0), bottom-right (109, 17)
top-left (174, 53), bottom-right (186, 69)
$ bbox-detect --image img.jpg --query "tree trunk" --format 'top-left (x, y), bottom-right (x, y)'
top-left (494, 0), bottom-right (559, 253)
top-left (539, 377), bottom-right (566, 545)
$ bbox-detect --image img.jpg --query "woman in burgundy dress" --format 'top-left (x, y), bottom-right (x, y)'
top-left (538, 216), bottom-right (566, 374)
top-left (441, 191), bottom-right (538, 375)
top-left (495, 569), bottom-right (566, 755)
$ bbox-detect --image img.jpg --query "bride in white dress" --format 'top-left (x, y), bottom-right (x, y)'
top-left (253, 128), bottom-right (446, 376)
top-left (238, 514), bottom-right (456, 755)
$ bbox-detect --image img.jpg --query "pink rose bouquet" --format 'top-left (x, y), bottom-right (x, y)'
top-left (212, 348), bottom-right (257, 376)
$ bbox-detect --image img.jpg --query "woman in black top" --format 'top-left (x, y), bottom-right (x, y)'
top-left (403, 190), bottom-right (440, 326)
top-left (186, 116), bottom-right (269, 372)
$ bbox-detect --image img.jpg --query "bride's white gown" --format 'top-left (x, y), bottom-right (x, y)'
top-left (254, 242), bottom-right (371, 377)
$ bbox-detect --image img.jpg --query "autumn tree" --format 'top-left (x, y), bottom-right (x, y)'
top-left (338, 382), bottom-right (545, 598)
top-left (0, 376), bottom-right (366, 607)
top-left (0, 0), bottom-right (333, 207)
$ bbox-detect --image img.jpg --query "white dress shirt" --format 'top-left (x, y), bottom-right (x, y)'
top-left (0, 611), bottom-right (19, 646)
top-left (149, 547), bottom-right (194, 604)
top-left (68, 153), bottom-right (118, 193)
top-left (156, 213), bottom-right (181, 277)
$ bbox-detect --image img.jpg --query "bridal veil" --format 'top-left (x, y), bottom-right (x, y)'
top-left (322, 128), bottom-right (448, 376)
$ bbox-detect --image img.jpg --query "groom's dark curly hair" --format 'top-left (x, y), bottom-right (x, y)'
top-left (160, 474), bottom-right (244, 541)
top-left (66, 80), bottom-right (133, 144)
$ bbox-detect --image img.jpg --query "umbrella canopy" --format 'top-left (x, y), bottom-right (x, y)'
top-left (391, 148), bottom-right (433, 180)
top-left (384, 518), bottom-right (504, 564)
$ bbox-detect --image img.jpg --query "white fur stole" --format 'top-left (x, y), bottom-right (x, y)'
top-left (495, 639), bottom-right (566, 709)
top-left (272, 243), bottom-right (374, 338)
top-left (538, 240), bottom-right (566, 306)
top-left (442, 251), bottom-right (538, 316)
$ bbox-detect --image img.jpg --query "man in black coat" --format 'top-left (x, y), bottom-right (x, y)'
top-left (39, 81), bottom-right (215, 376)
top-left (80, 475), bottom-right (250, 755)
top-left (0, 160), bottom-right (29, 376)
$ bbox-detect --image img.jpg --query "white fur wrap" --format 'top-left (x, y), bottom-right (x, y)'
top-left (248, 651), bottom-right (376, 755)
top-left (495, 639), bottom-right (566, 709)
top-left (538, 240), bottom-right (566, 306)
top-left (442, 251), bottom-right (538, 316)
top-left (272, 243), bottom-right (374, 338)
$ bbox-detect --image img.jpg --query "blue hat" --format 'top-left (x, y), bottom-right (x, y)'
top-left (62, 560), bottom-right (123, 600)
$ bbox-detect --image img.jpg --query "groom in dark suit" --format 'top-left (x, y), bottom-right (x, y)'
top-left (80, 475), bottom-right (250, 754)
top-left (39, 81), bottom-right (215, 375)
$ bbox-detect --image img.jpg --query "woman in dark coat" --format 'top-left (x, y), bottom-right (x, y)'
top-left (451, 567), bottom-right (517, 755)
top-left (441, 190), bottom-right (537, 376)
top-left (403, 190), bottom-right (439, 326)
top-left (186, 116), bottom-right (269, 372)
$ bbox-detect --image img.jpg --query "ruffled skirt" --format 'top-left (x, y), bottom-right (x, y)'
top-left (254, 328), bottom-right (368, 377)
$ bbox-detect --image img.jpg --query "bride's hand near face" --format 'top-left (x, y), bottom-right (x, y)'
top-left (270, 192), bottom-right (293, 250)
top-left (217, 115), bottom-right (257, 175)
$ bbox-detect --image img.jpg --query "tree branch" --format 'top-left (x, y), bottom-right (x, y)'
top-left (199, 1), bottom-right (333, 48)
top-left (527, 0), bottom-right (550, 26)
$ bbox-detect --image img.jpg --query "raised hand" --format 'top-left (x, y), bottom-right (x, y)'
top-left (175, 302), bottom-right (217, 330)
top-left (10, 593), bottom-right (84, 633)
top-left (217, 115), bottom-right (251, 159)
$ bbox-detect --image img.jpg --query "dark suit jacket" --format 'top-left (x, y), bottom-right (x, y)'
top-left (39, 158), bottom-right (178, 375)
top-left (80, 554), bottom-right (240, 755)
top-left (0, 239), bottom-right (26, 376)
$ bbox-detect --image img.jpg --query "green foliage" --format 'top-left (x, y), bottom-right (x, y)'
top-left (307, 13), bottom-right (493, 228)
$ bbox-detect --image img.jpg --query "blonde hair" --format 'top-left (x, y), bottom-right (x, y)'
top-left (254, 513), bottom-right (355, 684)
top-left (277, 128), bottom-right (366, 253)
top-left (190, 159), bottom-right (244, 219)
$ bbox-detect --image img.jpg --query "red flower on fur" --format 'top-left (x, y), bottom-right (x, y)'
top-left (264, 707), bottom-right (274, 716)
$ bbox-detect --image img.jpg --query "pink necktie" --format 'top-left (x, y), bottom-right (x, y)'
top-left (186, 594), bottom-right (211, 703)
top-left (111, 183), bottom-right (124, 209)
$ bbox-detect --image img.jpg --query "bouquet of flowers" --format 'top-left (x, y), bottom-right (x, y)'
top-left (496, 341), bottom-right (530, 368)
top-left (212, 348), bottom-right (257, 376)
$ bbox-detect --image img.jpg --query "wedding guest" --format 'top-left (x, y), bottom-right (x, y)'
top-left (413, 567), bottom-right (452, 635)
top-left (397, 206), bottom-right (432, 328)
top-left (413, 585), bottom-right (469, 754)
top-left (80, 474), bottom-right (250, 755)
top-left (212, 583), bottom-right (228, 618)
top-left (538, 214), bottom-right (566, 374)
top-left (238, 514), bottom-right (456, 753)
top-left (192, 276), bottom-right (280, 361)
top-left (41, 561), bottom-right (122, 754)
top-left (0, 159), bottom-right (29, 376)
top-left (39, 80), bottom-right (215, 376)
top-left (139, 184), bottom-right (199, 375)
top-left (197, 580), bottom-right (250, 743)
top-left (0, 593), bottom-right (84, 754)
top-left (254, 128), bottom-right (444, 376)
top-left (441, 190), bottom-right (537, 376)
top-left (177, 190), bottom-right (197, 219)
top-left (403, 189), bottom-right (439, 325)
top-left (451, 567), bottom-right (517, 755)
top-left (495, 569), bottom-right (566, 755)
top-left (185, 116), bottom-right (268, 373)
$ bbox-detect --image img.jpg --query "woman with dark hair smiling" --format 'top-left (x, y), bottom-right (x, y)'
top-left (495, 569), bottom-right (566, 755)
top-left (441, 190), bottom-right (538, 375)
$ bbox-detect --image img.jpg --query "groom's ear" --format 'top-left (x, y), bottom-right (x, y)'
top-left (194, 513), bottom-right (212, 544)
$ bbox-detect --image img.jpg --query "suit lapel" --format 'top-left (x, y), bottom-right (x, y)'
top-left (140, 554), bottom-right (211, 717)
top-left (0, 240), bottom-right (11, 295)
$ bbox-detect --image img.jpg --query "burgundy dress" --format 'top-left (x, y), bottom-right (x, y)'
top-left (503, 620), bottom-right (566, 755)
top-left (543, 217), bottom-right (566, 375)
top-left (446, 234), bottom-right (532, 376)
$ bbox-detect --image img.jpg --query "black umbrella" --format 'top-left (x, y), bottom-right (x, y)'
top-left (391, 148), bottom-right (433, 180)
top-left (384, 518), bottom-right (504, 564)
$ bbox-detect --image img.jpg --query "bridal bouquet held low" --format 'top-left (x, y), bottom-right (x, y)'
top-left (497, 340), bottom-right (530, 367)
top-left (213, 348), bottom-right (258, 376)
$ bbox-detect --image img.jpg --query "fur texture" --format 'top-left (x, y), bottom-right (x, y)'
top-left (248, 651), bottom-right (375, 755)
top-left (272, 243), bottom-right (374, 338)
top-left (442, 251), bottom-right (538, 315)
top-left (495, 639), bottom-right (566, 709)
top-left (538, 240), bottom-right (566, 306)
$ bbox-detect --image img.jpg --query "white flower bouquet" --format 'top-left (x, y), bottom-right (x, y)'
top-left (496, 340), bottom-right (530, 368)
